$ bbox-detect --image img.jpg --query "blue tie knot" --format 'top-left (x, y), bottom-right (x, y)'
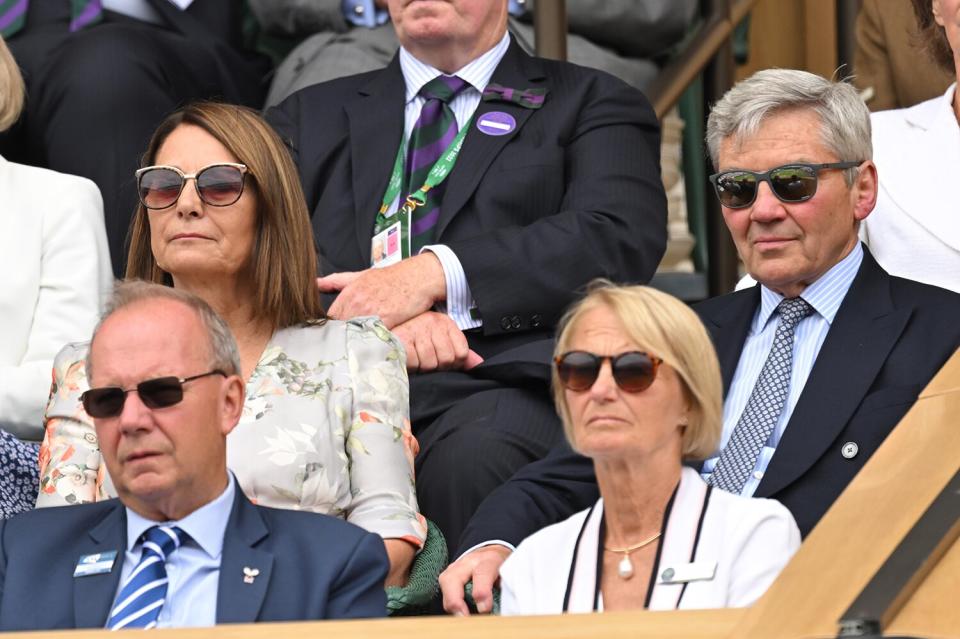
top-left (142, 525), bottom-right (185, 562)
top-left (420, 75), bottom-right (468, 103)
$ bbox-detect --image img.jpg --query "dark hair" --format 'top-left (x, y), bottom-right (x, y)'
top-left (126, 102), bottom-right (325, 331)
top-left (911, 0), bottom-right (955, 73)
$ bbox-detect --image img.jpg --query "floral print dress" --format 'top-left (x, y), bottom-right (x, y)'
top-left (37, 317), bottom-right (426, 547)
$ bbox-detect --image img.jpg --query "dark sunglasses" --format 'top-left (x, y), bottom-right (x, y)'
top-left (554, 351), bottom-right (663, 393)
top-left (81, 370), bottom-right (226, 418)
top-left (708, 161), bottom-right (862, 209)
top-left (135, 163), bottom-right (248, 210)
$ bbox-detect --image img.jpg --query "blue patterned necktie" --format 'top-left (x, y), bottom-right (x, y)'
top-left (709, 297), bottom-right (814, 494)
top-left (406, 75), bottom-right (469, 253)
top-left (106, 525), bottom-right (185, 630)
top-left (0, 0), bottom-right (103, 38)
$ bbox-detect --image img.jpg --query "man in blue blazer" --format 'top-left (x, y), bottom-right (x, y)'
top-left (0, 282), bottom-right (387, 630)
top-left (266, 0), bottom-right (667, 557)
top-left (438, 68), bottom-right (960, 615)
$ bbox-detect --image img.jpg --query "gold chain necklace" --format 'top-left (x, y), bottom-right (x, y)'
top-left (603, 532), bottom-right (662, 580)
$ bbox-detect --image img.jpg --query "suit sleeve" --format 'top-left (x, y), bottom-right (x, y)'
top-left (457, 441), bottom-right (598, 553)
top-left (327, 531), bottom-right (389, 618)
top-left (449, 73), bottom-right (667, 336)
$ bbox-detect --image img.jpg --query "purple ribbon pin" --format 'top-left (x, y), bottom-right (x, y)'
top-left (477, 112), bottom-right (516, 136)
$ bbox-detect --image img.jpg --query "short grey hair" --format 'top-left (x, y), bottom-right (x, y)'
top-left (87, 281), bottom-right (241, 378)
top-left (706, 69), bottom-right (872, 185)
top-left (0, 36), bottom-right (25, 133)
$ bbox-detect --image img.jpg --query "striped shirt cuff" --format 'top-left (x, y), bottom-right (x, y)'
top-left (420, 244), bottom-right (482, 330)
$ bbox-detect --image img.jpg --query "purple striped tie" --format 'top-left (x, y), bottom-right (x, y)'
top-left (0, 0), bottom-right (27, 38)
top-left (69, 0), bottom-right (103, 32)
top-left (0, 0), bottom-right (103, 37)
top-left (406, 75), bottom-right (468, 253)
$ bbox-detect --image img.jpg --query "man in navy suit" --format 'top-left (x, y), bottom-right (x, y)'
top-left (267, 0), bottom-right (667, 556)
top-left (0, 282), bottom-right (387, 630)
top-left (438, 68), bottom-right (960, 615)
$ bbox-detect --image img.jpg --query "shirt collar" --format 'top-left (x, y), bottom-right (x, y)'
top-left (399, 31), bottom-right (512, 104)
top-left (124, 473), bottom-right (235, 560)
top-left (755, 242), bottom-right (864, 330)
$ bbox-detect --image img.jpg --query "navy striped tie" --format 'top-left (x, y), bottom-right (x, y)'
top-left (106, 525), bottom-right (185, 630)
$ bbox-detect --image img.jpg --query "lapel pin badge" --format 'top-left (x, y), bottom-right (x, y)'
top-left (841, 442), bottom-right (859, 459)
top-left (476, 112), bottom-right (516, 136)
top-left (243, 567), bottom-right (260, 584)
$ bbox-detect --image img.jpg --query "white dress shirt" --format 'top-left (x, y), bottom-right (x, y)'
top-left (101, 0), bottom-right (194, 24)
top-left (701, 243), bottom-right (864, 495)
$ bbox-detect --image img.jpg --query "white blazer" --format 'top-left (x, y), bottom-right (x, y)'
top-left (500, 467), bottom-right (800, 615)
top-left (863, 84), bottom-right (960, 293)
top-left (0, 156), bottom-right (113, 440)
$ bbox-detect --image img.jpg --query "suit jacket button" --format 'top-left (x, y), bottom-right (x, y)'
top-left (530, 314), bottom-right (542, 328)
top-left (841, 442), bottom-right (858, 459)
top-left (511, 315), bottom-right (522, 329)
top-left (500, 316), bottom-right (512, 330)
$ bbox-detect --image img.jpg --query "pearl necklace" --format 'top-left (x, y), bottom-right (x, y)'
top-left (604, 532), bottom-right (662, 580)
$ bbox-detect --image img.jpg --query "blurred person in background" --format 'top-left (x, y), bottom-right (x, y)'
top-left (860, 0), bottom-right (960, 293)
top-left (0, 33), bottom-right (111, 519)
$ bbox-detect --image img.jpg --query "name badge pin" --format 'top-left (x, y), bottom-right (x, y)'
top-left (74, 550), bottom-right (118, 577)
top-left (243, 567), bottom-right (260, 584)
top-left (477, 112), bottom-right (516, 136)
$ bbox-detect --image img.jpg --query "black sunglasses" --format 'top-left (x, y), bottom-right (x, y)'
top-left (554, 351), bottom-right (663, 393)
top-left (81, 370), bottom-right (226, 418)
top-left (135, 163), bottom-right (248, 210)
top-left (708, 161), bottom-right (862, 209)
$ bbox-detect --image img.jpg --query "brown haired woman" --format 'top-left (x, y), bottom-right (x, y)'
top-left (37, 103), bottom-right (424, 586)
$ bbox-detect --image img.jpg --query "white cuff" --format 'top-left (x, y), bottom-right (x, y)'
top-left (421, 244), bottom-right (482, 330)
top-left (455, 540), bottom-right (516, 562)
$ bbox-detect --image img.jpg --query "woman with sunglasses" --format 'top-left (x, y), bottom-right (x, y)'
top-left (499, 283), bottom-right (800, 614)
top-left (36, 102), bottom-right (424, 587)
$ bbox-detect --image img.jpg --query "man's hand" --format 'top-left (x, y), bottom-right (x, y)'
top-left (316, 253), bottom-right (446, 328)
top-left (392, 312), bottom-right (484, 373)
top-left (439, 545), bottom-right (512, 616)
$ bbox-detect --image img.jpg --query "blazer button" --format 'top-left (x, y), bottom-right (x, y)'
top-left (500, 316), bottom-right (512, 331)
top-left (530, 314), bottom-right (542, 328)
top-left (511, 315), bottom-right (522, 330)
top-left (841, 442), bottom-right (859, 459)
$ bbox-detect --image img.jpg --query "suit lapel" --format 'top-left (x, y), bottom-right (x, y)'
top-left (757, 250), bottom-right (911, 498)
top-left (435, 41), bottom-right (548, 238)
top-left (347, 55), bottom-right (407, 263)
top-left (216, 490), bottom-right (274, 624)
top-left (697, 287), bottom-right (760, 396)
top-left (73, 504), bottom-right (126, 629)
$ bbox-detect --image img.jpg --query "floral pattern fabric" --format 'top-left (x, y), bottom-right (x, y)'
top-left (37, 317), bottom-right (426, 546)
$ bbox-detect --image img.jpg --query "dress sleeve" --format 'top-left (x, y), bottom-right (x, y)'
top-left (343, 317), bottom-right (426, 547)
top-left (36, 342), bottom-right (109, 507)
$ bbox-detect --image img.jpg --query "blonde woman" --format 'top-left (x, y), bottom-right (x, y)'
top-left (500, 283), bottom-right (800, 613)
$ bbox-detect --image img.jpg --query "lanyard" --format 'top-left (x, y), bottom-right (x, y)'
top-left (378, 115), bottom-right (473, 221)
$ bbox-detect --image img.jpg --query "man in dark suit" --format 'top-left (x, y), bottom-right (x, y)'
top-left (0, 282), bottom-right (387, 630)
top-left (438, 68), bottom-right (960, 615)
top-left (0, 0), bottom-right (268, 276)
top-left (267, 0), bottom-right (667, 555)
